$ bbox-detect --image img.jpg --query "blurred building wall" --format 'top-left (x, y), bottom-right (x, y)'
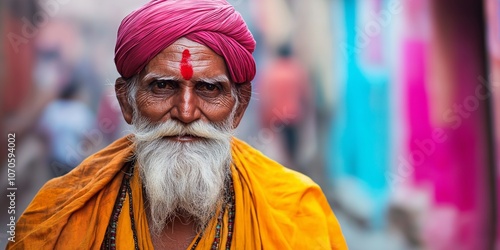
top-left (485, 0), bottom-right (500, 247)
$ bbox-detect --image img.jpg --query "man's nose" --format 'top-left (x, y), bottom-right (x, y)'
top-left (170, 87), bottom-right (201, 124)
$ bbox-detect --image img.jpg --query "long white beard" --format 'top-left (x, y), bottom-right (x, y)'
top-left (131, 113), bottom-right (235, 236)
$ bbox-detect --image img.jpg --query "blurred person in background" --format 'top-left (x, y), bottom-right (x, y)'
top-left (37, 76), bottom-right (96, 176)
top-left (8, 0), bottom-right (348, 249)
top-left (257, 43), bottom-right (315, 173)
top-left (250, 0), bottom-right (330, 197)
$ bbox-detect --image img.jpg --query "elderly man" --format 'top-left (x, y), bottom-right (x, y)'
top-left (8, 0), bottom-right (347, 249)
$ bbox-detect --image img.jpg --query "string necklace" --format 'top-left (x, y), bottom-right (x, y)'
top-left (101, 161), bottom-right (139, 250)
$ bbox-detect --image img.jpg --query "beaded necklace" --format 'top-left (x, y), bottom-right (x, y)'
top-left (101, 161), bottom-right (138, 250)
top-left (101, 161), bottom-right (236, 250)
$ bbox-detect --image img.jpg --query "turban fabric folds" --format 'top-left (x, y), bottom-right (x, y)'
top-left (115, 0), bottom-right (256, 84)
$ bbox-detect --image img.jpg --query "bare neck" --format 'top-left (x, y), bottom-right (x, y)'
top-left (148, 213), bottom-right (198, 250)
top-left (143, 189), bottom-right (199, 250)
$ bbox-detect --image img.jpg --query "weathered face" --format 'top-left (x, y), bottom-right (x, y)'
top-left (116, 38), bottom-right (250, 138)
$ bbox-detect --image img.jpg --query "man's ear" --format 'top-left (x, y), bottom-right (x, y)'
top-left (232, 82), bottom-right (252, 128)
top-left (115, 77), bottom-right (134, 124)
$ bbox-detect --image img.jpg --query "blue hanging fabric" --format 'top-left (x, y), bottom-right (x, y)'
top-left (326, 0), bottom-right (391, 228)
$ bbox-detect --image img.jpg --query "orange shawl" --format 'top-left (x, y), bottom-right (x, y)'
top-left (7, 136), bottom-right (347, 249)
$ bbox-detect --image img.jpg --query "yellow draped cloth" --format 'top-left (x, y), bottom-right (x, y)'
top-left (8, 136), bottom-right (347, 249)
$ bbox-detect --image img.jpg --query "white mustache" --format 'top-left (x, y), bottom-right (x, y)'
top-left (133, 118), bottom-right (232, 143)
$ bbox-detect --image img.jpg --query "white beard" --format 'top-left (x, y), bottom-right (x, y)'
top-left (131, 112), bottom-right (235, 236)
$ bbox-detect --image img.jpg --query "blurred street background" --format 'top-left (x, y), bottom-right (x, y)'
top-left (1, 0), bottom-right (500, 249)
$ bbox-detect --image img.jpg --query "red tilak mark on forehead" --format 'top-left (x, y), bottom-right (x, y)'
top-left (180, 49), bottom-right (193, 80)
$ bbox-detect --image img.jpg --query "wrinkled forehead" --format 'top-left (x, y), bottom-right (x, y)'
top-left (162, 38), bottom-right (218, 61)
top-left (140, 38), bottom-right (229, 80)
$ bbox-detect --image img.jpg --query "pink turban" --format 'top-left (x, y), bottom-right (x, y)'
top-left (115, 0), bottom-right (256, 84)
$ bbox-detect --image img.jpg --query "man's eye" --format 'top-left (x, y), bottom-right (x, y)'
top-left (156, 81), bottom-right (167, 88)
top-left (151, 80), bottom-right (177, 91)
top-left (204, 83), bottom-right (217, 91)
top-left (196, 82), bottom-right (222, 97)
top-left (198, 82), bottom-right (221, 92)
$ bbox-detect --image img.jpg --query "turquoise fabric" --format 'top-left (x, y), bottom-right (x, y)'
top-left (326, 0), bottom-right (390, 227)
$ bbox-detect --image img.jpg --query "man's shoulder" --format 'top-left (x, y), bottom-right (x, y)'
top-left (231, 137), bottom-right (347, 250)
top-left (231, 137), bottom-right (324, 207)
top-left (18, 136), bottom-right (134, 226)
top-left (10, 137), bottom-right (134, 248)
top-left (45, 136), bottom-right (134, 191)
